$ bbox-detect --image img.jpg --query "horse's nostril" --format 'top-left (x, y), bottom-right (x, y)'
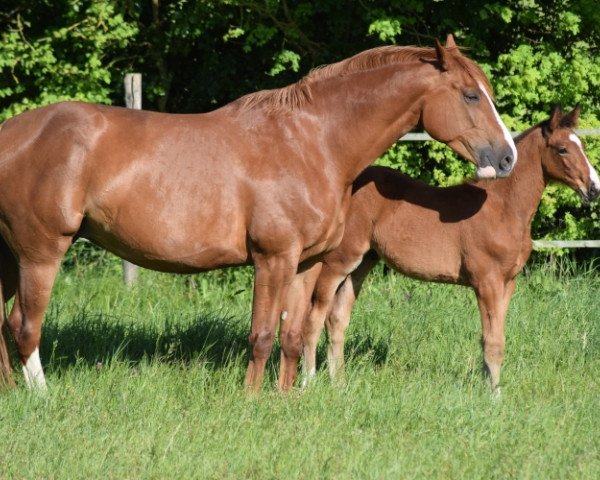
top-left (500, 154), bottom-right (513, 171)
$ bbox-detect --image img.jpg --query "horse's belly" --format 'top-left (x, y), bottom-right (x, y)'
top-left (82, 213), bottom-right (249, 273)
top-left (377, 229), bottom-right (462, 284)
top-left (386, 252), bottom-right (461, 283)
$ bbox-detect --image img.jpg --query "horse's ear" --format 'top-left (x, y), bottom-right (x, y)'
top-left (445, 34), bottom-right (457, 49)
top-left (434, 38), bottom-right (450, 71)
top-left (543, 104), bottom-right (562, 138)
top-left (549, 104), bottom-right (562, 131)
top-left (560, 104), bottom-right (581, 128)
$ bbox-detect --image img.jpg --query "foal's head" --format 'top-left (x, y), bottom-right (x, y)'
top-left (420, 35), bottom-right (517, 180)
top-left (540, 105), bottom-right (600, 203)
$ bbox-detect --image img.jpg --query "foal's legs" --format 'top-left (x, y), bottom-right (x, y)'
top-left (325, 258), bottom-right (376, 381)
top-left (475, 277), bottom-right (516, 396)
top-left (302, 254), bottom-right (375, 385)
top-left (278, 261), bottom-right (322, 391)
top-left (301, 266), bottom-right (349, 385)
top-left (245, 251), bottom-right (300, 391)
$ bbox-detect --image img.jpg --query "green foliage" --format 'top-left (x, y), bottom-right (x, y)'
top-left (0, 0), bottom-right (137, 120)
top-left (368, 18), bottom-right (403, 42)
top-left (1, 0), bottom-right (599, 241)
top-left (268, 49), bottom-right (301, 76)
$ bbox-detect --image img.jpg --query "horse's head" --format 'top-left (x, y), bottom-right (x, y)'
top-left (540, 105), bottom-right (600, 204)
top-left (420, 35), bottom-right (517, 180)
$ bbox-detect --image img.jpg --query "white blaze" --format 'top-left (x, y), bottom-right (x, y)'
top-left (22, 347), bottom-right (47, 390)
top-left (477, 82), bottom-right (518, 165)
top-left (569, 133), bottom-right (600, 189)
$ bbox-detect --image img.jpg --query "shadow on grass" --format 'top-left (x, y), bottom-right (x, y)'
top-left (314, 334), bottom-right (390, 369)
top-left (6, 306), bottom-right (391, 379)
top-left (36, 309), bottom-right (251, 372)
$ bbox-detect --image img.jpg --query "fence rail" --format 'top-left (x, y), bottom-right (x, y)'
top-left (532, 240), bottom-right (600, 249)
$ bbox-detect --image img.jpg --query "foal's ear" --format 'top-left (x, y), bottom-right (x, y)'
top-left (550, 104), bottom-right (562, 130)
top-left (433, 38), bottom-right (450, 71)
top-left (543, 104), bottom-right (562, 138)
top-left (560, 104), bottom-right (581, 128)
top-left (445, 34), bottom-right (457, 49)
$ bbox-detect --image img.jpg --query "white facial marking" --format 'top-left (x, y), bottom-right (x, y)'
top-left (477, 82), bottom-right (518, 165)
top-left (22, 348), bottom-right (47, 390)
top-left (280, 311), bottom-right (288, 321)
top-left (569, 133), bottom-right (600, 189)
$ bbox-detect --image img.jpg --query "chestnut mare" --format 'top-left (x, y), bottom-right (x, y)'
top-left (302, 106), bottom-right (599, 396)
top-left (0, 36), bottom-right (517, 391)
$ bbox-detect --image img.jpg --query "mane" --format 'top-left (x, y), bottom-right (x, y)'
top-left (237, 45), bottom-right (493, 112)
top-left (513, 122), bottom-right (543, 144)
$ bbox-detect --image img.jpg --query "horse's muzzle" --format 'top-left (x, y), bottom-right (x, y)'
top-left (475, 145), bottom-right (515, 180)
top-left (579, 182), bottom-right (600, 204)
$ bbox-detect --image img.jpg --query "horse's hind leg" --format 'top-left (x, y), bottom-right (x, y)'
top-left (0, 238), bottom-right (18, 388)
top-left (301, 265), bottom-right (349, 386)
top-left (7, 258), bottom-right (64, 390)
top-left (301, 253), bottom-right (376, 385)
top-left (325, 256), bottom-right (376, 381)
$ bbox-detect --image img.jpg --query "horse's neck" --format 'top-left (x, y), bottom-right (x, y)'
top-left (488, 129), bottom-right (547, 228)
top-left (309, 63), bottom-right (433, 185)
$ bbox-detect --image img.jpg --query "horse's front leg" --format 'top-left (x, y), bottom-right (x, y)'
top-left (475, 277), bottom-right (515, 397)
top-left (277, 261), bottom-right (323, 391)
top-left (7, 259), bottom-right (64, 391)
top-left (244, 251), bottom-right (300, 392)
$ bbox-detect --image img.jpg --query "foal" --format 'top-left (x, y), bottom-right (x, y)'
top-left (302, 105), bottom-right (599, 394)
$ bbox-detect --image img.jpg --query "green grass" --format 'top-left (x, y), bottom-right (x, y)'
top-left (1, 259), bottom-right (599, 479)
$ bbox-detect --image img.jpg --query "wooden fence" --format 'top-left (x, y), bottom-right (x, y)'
top-left (122, 73), bottom-right (142, 288)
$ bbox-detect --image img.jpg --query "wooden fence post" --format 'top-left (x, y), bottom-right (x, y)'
top-left (122, 73), bottom-right (142, 288)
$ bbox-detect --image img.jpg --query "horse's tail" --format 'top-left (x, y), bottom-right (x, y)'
top-left (0, 270), bottom-right (15, 389)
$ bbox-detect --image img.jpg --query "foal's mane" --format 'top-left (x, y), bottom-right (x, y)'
top-left (238, 45), bottom-right (492, 112)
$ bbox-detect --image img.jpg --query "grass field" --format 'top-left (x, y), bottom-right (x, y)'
top-left (1, 255), bottom-right (599, 479)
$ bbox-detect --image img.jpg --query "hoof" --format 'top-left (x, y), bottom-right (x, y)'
top-left (491, 386), bottom-right (502, 400)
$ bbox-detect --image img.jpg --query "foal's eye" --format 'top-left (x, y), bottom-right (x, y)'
top-left (463, 92), bottom-right (480, 104)
top-left (558, 146), bottom-right (568, 155)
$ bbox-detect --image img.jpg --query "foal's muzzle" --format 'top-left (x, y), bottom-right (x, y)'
top-left (475, 145), bottom-right (515, 180)
top-left (579, 182), bottom-right (600, 204)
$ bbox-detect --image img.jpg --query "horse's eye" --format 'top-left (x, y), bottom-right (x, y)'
top-left (558, 146), bottom-right (568, 155)
top-left (463, 92), bottom-right (480, 104)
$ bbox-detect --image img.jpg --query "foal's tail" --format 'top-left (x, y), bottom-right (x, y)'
top-left (0, 275), bottom-right (15, 389)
